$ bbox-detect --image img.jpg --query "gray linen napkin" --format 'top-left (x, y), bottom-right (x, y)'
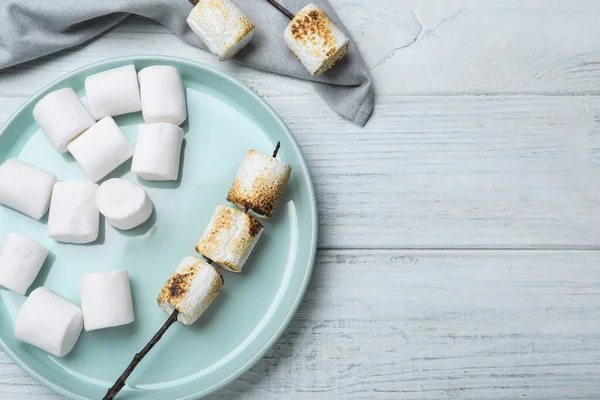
top-left (0, 0), bottom-right (373, 126)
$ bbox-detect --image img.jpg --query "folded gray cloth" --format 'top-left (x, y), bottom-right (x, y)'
top-left (0, 0), bottom-right (373, 126)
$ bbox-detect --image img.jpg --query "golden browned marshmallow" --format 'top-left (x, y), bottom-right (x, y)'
top-left (195, 205), bottom-right (263, 273)
top-left (226, 149), bottom-right (291, 219)
top-left (283, 4), bottom-right (350, 76)
top-left (157, 256), bottom-right (223, 326)
top-left (187, 0), bottom-right (255, 61)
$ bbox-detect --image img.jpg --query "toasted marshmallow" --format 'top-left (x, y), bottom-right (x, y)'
top-left (227, 149), bottom-right (291, 219)
top-left (67, 116), bottom-right (134, 182)
top-left (195, 205), bottom-right (263, 273)
top-left (80, 270), bottom-right (134, 331)
top-left (14, 287), bottom-right (83, 357)
top-left (284, 4), bottom-right (349, 76)
top-left (96, 178), bottom-right (153, 230)
top-left (32, 88), bottom-right (95, 153)
top-left (0, 159), bottom-right (56, 220)
top-left (157, 256), bottom-right (223, 325)
top-left (187, 0), bottom-right (255, 61)
top-left (48, 182), bottom-right (99, 244)
top-left (0, 233), bottom-right (48, 295)
top-left (84, 65), bottom-right (142, 119)
top-left (138, 66), bottom-right (186, 125)
top-left (131, 123), bottom-right (184, 181)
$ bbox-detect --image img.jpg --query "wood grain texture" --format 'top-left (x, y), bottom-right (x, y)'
top-left (2, 250), bottom-right (600, 399)
top-left (3, 95), bottom-right (599, 248)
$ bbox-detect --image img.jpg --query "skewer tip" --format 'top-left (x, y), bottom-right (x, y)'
top-left (272, 142), bottom-right (281, 158)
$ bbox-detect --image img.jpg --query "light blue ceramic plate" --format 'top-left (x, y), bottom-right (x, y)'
top-left (0, 55), bottom-right (317, 399)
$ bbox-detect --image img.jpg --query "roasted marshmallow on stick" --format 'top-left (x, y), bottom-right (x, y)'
top-left (157, 256), bottom-right (224, 325)
top-left (104, 257), bottom-right (223, 399)
top-left (227, 148), bottom-right (291, 219)
top-left (0, 159), bottom-right (57, 220)
top-left (14, 287), bottom-right (83, 357)
top-left (195, 204), bottom-right (264, 273)
top-left (187, 0), bottom-right (255, 61)
top-left (283, 4), bottom-right (349, 75)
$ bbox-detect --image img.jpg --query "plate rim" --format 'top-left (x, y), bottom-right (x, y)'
top-left (0, 54), bottom-right (318, 399)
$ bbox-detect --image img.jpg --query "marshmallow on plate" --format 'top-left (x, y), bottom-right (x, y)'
top-left (32, 88), bottom-right (95, 153)
top-left (0, 233), bottom-right (48, 295)
top-left (131, 123), bottom-right (184, 181)
top-left (84, 65), bottom-right (142, 119)
top-left (0, 159), bottom-right (56, 220)
top-left (284, 4), bottom-right (350, 76)
top-left (157, 256), bottom-right (223, 325)
top-left (96, 179), bottom-right (153, 230)
top-left (48, 182), bottom-right (99, 244)
top-left (138, 66), bottom-right (186, 125)
top-left (80, 270), bottom-right (134, 331)
top-left (186, 0), bottom-right (255, 61)
top-left (67, 116), bottom-right (134, 182)
top-left (195, 205), bottom-right (263, 273)
top-left (227, 149), bottom-right (291, 219)
top-left (14, 287), bottom-right (83, 357)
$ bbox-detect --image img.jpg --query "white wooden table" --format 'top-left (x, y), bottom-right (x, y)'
top-left (2, 1), bottom-right (600, 398)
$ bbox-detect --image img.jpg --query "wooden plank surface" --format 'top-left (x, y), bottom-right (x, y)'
top-left (2, 250), bottom-right (600, 399)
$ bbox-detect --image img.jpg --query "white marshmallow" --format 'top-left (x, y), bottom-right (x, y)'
top-left (283, 4), bottom-right (350, 76)
top-left (227, 149), bottom-right (292, 219)
top-left (14, 287), bottom-right (83, 357)
top-left (96, 179), bottom-right (153, 230)
top-left (84, 65), bottom-right (142, 120)
top-left (157, 256), bottom-right (223, 325)
top-left (131, 123), bottom-right (184, 181)
top-left (138, 66), bottom-right (187, 125)
top-left (186, 0), bottom-right (255, 61)
top-left (67, 116), bottom-right (134, 182)
top-left (32, 88), bottom-right (96, 153)
top-left (0, 234), bottom-right (48, 295)
top-left (80, 270), bottom-right (134, 331)
top-left (48, 182), bottom-right (99, 244)
top-left (195, 205), bottom-right (263, 273)
top-left (0, 159), bottom-right (56, 220)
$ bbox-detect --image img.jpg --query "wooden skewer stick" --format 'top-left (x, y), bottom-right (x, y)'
top-left (103, 309), bottom-right (180, 400)
top-left (106, 140), bottom-right (281, 398)
top-left (265, 0), bottom-right (294, 20)
top-left (188, 0), bottom-right (199, 5)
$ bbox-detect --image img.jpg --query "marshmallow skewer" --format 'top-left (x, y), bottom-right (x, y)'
top-left (186, 0), bottom-right (256, 61)
top-left (266, 1), bottom-right (350, 76)
top-left (105, 142), bottom-right (285, 399)
top-left (104, 257), bottom-right (222, 400)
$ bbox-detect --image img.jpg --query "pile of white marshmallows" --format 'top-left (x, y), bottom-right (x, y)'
top-left (0, 64), bottom-right (188, 357)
